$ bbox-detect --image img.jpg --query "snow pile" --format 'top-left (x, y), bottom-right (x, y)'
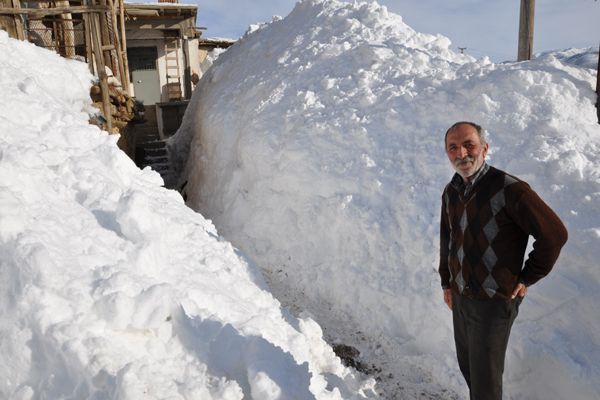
top-left (0, 30), bottom-right (374, 399)
top-left (200, 47), bottom-right (228, 76)
top-left (172, 0), bottom-right (600, 398)
top-left (538, 47), bottom-right (599, 69)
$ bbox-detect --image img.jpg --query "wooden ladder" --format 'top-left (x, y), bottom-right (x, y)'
top-left (164, 38), bottom-right (182, 101)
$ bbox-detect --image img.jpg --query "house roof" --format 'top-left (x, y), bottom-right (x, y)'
top-left (124, 2), bottom-right (197, 18)
top-left (198, 38), bottom-right (236, 49)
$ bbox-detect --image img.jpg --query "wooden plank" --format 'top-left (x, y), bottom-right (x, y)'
top-left (90, 10), bottom-right (112, 132)
top-left (0, 0), bottom-right (19, 39)
top-left (0, 5), bottom-right (109, 16)
top-left (10, 0), bottom-right (24, 40)
top-left (0, 16), bottom-right (17, 39)
top-left (83, 12), bottom-right (94, 72)
top-left (95, 0), bottom-right (112, 72)
top-left (517, 0), bottom-right (535, 61)
top-left (596, 43), bottom-right (600, 124)
top-left (54, 1), bottom-right (75, 58)
top-left (106, 0), bottom-right (126, 91)
top-left (118, 0), bottom-right (131, 95)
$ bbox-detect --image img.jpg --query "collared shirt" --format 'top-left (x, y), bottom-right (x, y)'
top-left (450, 162), bottom-right (490, 198)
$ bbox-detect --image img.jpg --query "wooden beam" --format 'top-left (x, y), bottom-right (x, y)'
top-left (54, 1), bottom-right (75, 58)
top-left (119, 0), bottom-right (131, 96)
top-left (0, 5), bottom-right (109, 16)
top-left (517, 0), bottom-right (535, 61)
top-left (596, 43), bottom-right (600, 124)
top-left (10, 0), bottom-right (24, 40)
top-left (0, 0), bottom-right (19, 39)
top-left (95, 0), bottom-right (112, 71)
top-left (83, 12), bottom-right (94, 72)
top-left (106, 0), bottom-right (127, 92)
top-left (90, 10), bottom-right (112, 132)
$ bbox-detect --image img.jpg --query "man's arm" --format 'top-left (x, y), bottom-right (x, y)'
top-left (439, 192), bottom-right (452, 309)
top-left (509, 186), bottom-right (568, 286)
top-left (439, 195), bottom-right (451, 287)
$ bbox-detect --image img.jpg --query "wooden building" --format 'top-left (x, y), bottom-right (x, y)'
top-left (1, 0), bottom-right (236, 168)
top-left (124, 1), bottom-right (200, 140)
top-left (1, 0), bottom-right (133, 151)
top-left (125, 1), bottom-right (198, 105)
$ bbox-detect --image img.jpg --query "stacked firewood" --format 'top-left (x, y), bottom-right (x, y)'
top-left (90, 68), bottom-right (139, 156)
top-left (90, 83), bottom-right (135, 134)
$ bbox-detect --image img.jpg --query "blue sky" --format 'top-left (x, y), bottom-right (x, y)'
top-left (187, 0), bottom-right (600, 62)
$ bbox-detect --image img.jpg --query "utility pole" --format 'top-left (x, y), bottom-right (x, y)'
top-left (517, 0), bottom-right (535, 61)
top-left (596, 43), bottom-right (600, 124)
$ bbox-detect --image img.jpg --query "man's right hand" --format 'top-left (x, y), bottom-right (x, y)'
top-left (443, 288), bottom-right (453, 310)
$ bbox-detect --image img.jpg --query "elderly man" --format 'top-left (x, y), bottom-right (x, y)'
top-left (439, 121), bottom-right (568, 400)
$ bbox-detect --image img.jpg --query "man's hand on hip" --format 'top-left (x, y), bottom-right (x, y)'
top-left (511, 282), bottom-right (528, 299)
top-left (443, 288), bottom-right (453, 310)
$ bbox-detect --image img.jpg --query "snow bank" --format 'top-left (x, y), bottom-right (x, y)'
top-left (0, 30), bottom-right (374, 399)
top-left (538, 47), bottom-right (599, 70)
top-left (172, 0), bottom-right (600, 398)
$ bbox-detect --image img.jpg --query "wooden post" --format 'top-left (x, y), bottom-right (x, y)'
top-left (55, 1), bottom-right (75, 58)
top-left (118, 0), bottom-right (131, 96)
top-left (106, 0), bottom-right (126, 88)
top-left (94, 0), bottom-right (112, 71)
top-left (90, 11), bottom-right (113, 132)
top-left (10, 0), bottom-right (25, 40)
top-left (596, 43), bottom-right (600, 124)
top-left (517, 0), bottom-right (535, 61)
top-left (83, 12), bottom-right (94, 72)
top-left (0, 0), bottom-right (18, 39)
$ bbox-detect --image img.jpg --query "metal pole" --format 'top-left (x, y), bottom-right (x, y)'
top-left (517, 0), bottom-right (535, 61)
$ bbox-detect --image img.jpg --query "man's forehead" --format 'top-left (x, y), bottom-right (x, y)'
top-left (451, 123), bottom-right (478, 133)
top-left (447, 125), bottom-right (478, 140)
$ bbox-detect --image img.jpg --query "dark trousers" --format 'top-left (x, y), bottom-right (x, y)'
top-left (452, 293), bottom-right (522, 400)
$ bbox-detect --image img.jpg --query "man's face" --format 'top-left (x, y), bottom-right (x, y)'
top-left (445, 124), bottom-right (489, 180)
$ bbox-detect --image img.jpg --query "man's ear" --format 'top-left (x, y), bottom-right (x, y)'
top-left (483, 143), bottom-right (489, 159)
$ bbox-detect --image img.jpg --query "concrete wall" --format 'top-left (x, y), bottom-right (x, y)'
top-left (184, 37), bottom-right (199, 94)
top-left (126, 23), bottom-right (199, 103)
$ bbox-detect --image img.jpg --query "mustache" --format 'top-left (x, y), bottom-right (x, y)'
top-left (454, 156), bottom-right (475, 166)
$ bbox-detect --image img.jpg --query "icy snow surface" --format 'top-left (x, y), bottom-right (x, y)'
top-left (171, 0), bottom-right (600, 398)
top-left (0, 30), bottom-right (375, 399)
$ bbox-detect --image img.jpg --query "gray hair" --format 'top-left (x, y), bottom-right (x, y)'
top-left (444, 121), bottom-right (487, 146)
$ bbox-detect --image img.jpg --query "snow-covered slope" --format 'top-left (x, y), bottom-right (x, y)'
top-left (171, 0), bottom-right (600, 398)
top-left (0, 30), bottom-right (375, 399)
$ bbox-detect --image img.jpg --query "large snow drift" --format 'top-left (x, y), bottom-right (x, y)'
top-left (171, 0), bottom-right (600, 398)
top-left (0, 30), bottom-right (375, 399)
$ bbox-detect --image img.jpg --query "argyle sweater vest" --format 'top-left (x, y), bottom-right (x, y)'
top-left (439, 166), bottom-right (567, 300)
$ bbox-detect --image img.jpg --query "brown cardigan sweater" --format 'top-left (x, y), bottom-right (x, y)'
top-left (439, 165), bottom-right (568, 300)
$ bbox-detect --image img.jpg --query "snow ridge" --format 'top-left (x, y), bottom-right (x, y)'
top-left (173, 0), bottom-right (600, 398)
top-left (0, 30), bottom-right (374, 399)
